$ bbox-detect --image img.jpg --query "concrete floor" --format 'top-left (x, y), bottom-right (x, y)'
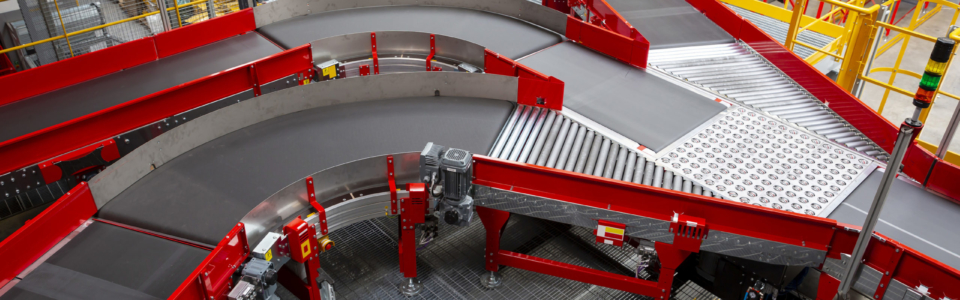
top-left (858, 6), bottom-right (960, 154)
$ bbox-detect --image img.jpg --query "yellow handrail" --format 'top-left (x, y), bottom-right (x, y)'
top-left (0, 0), bottom-right (213, 56)
top-left (795, 39), bottom-right (844, 58)
top-left (875, 22), bottom-right (938, 42)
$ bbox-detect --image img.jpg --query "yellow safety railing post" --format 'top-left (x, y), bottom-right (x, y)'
top-left (785, 0), bottom-right (810, 52)
top-left (837, 8), bottom-right (881, 90)
top-left (52, 0), bottom-right (75, 58)
top-left (174, 0), bottom-right (184, 28)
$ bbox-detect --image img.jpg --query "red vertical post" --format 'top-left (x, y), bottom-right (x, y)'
top-left (888, 0), bottom-right (902, 36)
top-left (816, 1), bottom-right (825, 18)
top-left (399, 183), bottom-right (426, 278)
top-left (654, 242), bottom-right (691, 299)
top-left (371, 32), bottom-right (379, 75)
top-left (388, 155), bottom-right (398, 215)
top-left (426, 34), bottom-right (436, 71)
top-left (477, 206), bottom-right (510, 272)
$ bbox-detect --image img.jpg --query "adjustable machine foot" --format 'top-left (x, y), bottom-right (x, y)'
top-left (398, 277), bottom-right (424, 296)
top-left (480, 271), bottom-right (503, 289)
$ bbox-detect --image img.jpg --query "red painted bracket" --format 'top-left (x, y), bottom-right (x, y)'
top-left (669, 214), bottom-right (707, 252)
top-left (0, 182), bottom-right (96, 285)
top-left (169, 223), bottom-right (249, 300)
top-left (359, 65), bottom-right (371, 76)
top-left (38, 139), bottom-right (120, 184)
top-left (388, 155), bottom-right (398, 215)
top-left (817, 273), bottom-right (842, 300)
top-left (426, 34), bottom-right (436, 71)
top-left (872, 243), bottom-right (905, 300)
top-left (565, 15), bottom-right (648, 67)
top-left (249, 65), bottom-right (262, 96)
top-left (483, 49), bottom-right (565, 110)
top-left (371, 32), bottom-right (379, 75)
top-left (477, 206), bottom-right (511, 272)
top-left (305, 176), bottom-right (328, 236)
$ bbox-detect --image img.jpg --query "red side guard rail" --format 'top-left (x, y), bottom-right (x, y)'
top-left (0, 182), bottom-right (96, 286)
top-left (0, 8), bottom-right (256, 107)
top-left (0, 38), bottom-right (158, 106)
top-left (0, 45), bottom-right (313, 176)
top-left (483, 49), bottom-right (565, 110)
top-left (169, 223), bottom-right (249, 300)
top-left (153, 8), bottom-right (256, 58)
top-left (473, 154), bottom-right (960, 300)
top-left (472, 155), bottom-right (836, 249)
top-left (558, 0), bottom-right (650, 67)
top-left (685, 0), bottom-right (959, 202)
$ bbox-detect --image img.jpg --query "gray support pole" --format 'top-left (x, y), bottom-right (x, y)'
top-left (837, 122), bottom-right (915, 298)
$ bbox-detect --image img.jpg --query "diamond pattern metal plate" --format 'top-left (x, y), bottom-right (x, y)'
top-left (656, 105), bottom-right (878, 217)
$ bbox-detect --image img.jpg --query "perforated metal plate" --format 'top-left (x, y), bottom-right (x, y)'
top-left (656, 105), bottom-right (878, 217)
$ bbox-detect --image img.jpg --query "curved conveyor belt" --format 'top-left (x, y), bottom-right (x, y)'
top-left (257, 6), bottom-right (563, 59)
top-left (0, 32), bottom-right (282, 143)
top-left (99, 96), bottom-right (512, 245)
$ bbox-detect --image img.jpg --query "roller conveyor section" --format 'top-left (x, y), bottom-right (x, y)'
top-left (256, 6), bottom-right (563, 59)
top-left (0, 32), bottom-right (282, 143)
top-left (648, 43), bottom-right (887, 159)
top-left (491, 105), bottom-right (719, 198)
top-left (605, 0), bottom-right (735, 49)
top-left (0, 221), bottom-right (209, 300)
top-left (829, 171), bottom-right (960, 270)
top-left (98, 97), bottom-right (513, 245)
top-left (517, 42), bottom-right (728, 152)
top-left (726, 5), bottom-right (836, 59)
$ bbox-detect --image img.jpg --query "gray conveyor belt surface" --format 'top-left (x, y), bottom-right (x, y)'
top-left (606, 0), bottom-right (734, 49)
top-left (0, 221), bottom-right (208, 300)
top-left (98, 97), bottom-right (513, 245)
top-left (517, 42), bottom-right (726, 152)
top-left (0, 32), bottom-right (281, 143)
top-left (256, 6), bottom-right (562, 59)
top-left (829, 171), bottom-right (960, 270)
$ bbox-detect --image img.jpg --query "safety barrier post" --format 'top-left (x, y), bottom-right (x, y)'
top-left (784, 0), bottom-right (810, 51)
top-left (837, 7), bottom-right (881, 90)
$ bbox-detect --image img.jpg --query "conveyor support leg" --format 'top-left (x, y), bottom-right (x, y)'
top-left (477, 206), bottom-right (510, 288)
top-left (398, 183), bottom-right (427, 296)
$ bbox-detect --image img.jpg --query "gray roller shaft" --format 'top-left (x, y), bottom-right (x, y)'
top-left (585, 134), bottom-right (603, 174)
top-left (535, 113), bottom-right (563, 166)
top-left (693, 184), bottom-right (703, 195)
top-left (564, 126), bottom-right (586, 172)
top-left (642, 161), bottom-right (655, 186)
top-left (554, 122), bottom-right (578, 170)
top-left (499, 105), bottom-right (532, 159)
top-left (673, 174), bottom-right (683, 191)
top-left (490, 106), bottom-right (523, 158)
top-left (545, 118), bottom-right (571, 169)
top-left (574, 131), bottom-right (595, 173)
top-left (662, 170), bottom-right (673, 189)
top-left (527, 111), bottom-right (557, 164)
top-left (508, 107), bottom-right (541, 161)
top-left (603, 144), bottom-right (618, 179)
top-left (517, 108), bottom-right (548, 163)
top-left (653, 166), bottom-right (664, 188)
top-left (613, 147), bottom-right (627, 180)
top-left (623, 152), bottom-right (636, 183)
top-left (593, 139), bottom-right (611, 177)
top-left (633, 156), bottom-right (647, 184)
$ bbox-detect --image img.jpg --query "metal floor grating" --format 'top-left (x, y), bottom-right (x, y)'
top-left (489, 105), bottom-right (720, 198)
top-left (726, 5), bottom-right (837, 59)
top-left (648, 43), bottom-right (887, 160)
top-left (309, 214), bottom-right (712, 299)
